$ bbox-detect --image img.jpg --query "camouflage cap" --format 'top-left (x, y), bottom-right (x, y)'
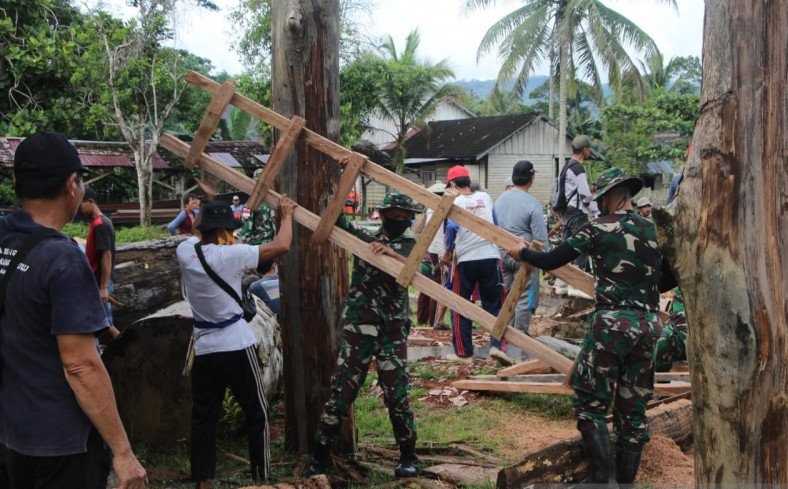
top-left (378, 192), bottom-right (422, 213)
top-left (592, 167), bottom-right (644, 202)
top-left (571, 135), bottom-right (592, 151)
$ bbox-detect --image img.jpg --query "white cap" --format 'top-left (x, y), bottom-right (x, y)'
top-left (428, 181), bottom-right (446, 194)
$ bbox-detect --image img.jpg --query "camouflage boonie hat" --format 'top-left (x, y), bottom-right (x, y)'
top-left (592, 167), bottom-right (644, 202)
top-left (378, 192), bottom-right (422, 213)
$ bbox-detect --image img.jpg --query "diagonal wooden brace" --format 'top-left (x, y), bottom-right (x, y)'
top-left (246, 116), bottom-right (305, 210)
top-left (396, 192), bottom-right (457, 287)
top-left (492, 263), bottom-right (532, 340)
top-left (312, 154), bottom-right (366, 244)
top-left (185, 80), bottom-right (236, 169)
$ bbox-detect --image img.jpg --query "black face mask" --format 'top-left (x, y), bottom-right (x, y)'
top-left (382, 218), bottom-right (412, 237)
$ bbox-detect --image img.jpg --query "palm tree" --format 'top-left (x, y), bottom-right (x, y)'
top-left (375, 30), bottom-right (457, 173)
top-left (468, 0), bottom-right (676, 169)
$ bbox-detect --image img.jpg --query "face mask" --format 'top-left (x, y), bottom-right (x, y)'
top-left (382, 218), bottom-right (411, 237)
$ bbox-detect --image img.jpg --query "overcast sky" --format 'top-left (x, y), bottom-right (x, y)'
top-left (87, 0), bottom-right (705, 81)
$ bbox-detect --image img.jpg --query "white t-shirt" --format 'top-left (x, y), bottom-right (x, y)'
top-left (426, 208), bottom-right (446, 256)
top-left (176, 237), bottom-right (259, 355)
top-left (453, 191), bottom-right (501, 263)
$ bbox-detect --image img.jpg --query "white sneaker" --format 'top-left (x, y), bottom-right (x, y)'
top-left (446, 353), bottom-right (474, 364)
top-left (489, 347), bottom-right (515, 366)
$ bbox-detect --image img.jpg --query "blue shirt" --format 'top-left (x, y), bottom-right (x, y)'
top-left (493, 187), bottom-right (549, 245)
top-left (0, 211), bottom-right (107, 456)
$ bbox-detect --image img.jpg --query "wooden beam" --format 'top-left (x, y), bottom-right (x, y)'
top-left (396, 192), bottom-right (456, 287)
top-left (492, 264), bottom-right (531, 340)
top-left (185, 80), bottom-right (236, 169)
top-left (496, 359), bottom-right (554, 377)
top-left (454, 378), bottom-right (691, 397)
top-left (159, 133), bottom-right (575, 375)
top-left (476, 372), bottom-right (690, 383)
top-left (182, 71), bottom-right (595, 296)
top-left (311, 154), bottom-right (365, 244)
top-left (246, 116), bottom-right (305, 210)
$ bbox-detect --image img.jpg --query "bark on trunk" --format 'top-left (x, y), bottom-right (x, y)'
top-left (103, 299), bottom-right (283, 447)
top-left (134, 152), bottom-right (154, 226)
top-left (557, 31), bottom-right (569, 170)
top-left (271, 0), bottom-right (349, 454)
top-left (496, 399), bottom-right (693, 487)
top-left (111, 236), bottom-right (185, 328)
top-left (670, 2), bottom-right (788, 486)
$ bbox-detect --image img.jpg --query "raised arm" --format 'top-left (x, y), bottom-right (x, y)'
top-left (258, 197), bottom-right (296, 263)
top-left (167, 210), bottom-right (187, 235)
top-left (507, 242), bottom-right (580, 271)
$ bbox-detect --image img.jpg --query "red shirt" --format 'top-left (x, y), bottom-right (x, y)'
top-left (84, 215), bottom-right (104, 274)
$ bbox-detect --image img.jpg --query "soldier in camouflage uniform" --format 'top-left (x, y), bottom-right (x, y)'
top-left (509, 167), bottom-right (676, 487)
top-left (654, 288), bottom-right (688, 372)
top-left (305, 193), bottom-right (421, 479)
top-left (238, 203), bottom-right (277, 245)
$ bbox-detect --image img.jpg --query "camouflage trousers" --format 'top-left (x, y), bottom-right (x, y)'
top-left (570, 309), bottom-right (661, 450)
top-left (654, 315), bottom-right (688, 372)
top-left (315, 320), bottom-right (416, 447)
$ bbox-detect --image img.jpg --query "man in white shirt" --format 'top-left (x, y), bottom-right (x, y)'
top-left (442, 166), bottom-right (511, 365)
top-left (177, 198), bottom-right (295, 489)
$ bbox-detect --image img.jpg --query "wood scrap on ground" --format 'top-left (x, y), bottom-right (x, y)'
top-left (495, 398), bottom-right (693, 488)
top-left (496, 359), bottom-right (555, 377)
top-left (238, 474), bottom-right (331, 489)
top-left (454, 377), bottom-right (691, 397)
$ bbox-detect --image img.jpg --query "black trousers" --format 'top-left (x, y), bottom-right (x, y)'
top-left (1, 430), bottom-right (110, 489)
top-left (191, 346), bottom-right (270, 482)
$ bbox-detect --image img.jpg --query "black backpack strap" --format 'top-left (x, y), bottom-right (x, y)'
top-left (0, 229), bottom-right (59, 314)
top-left (194, 242), bottom-right (246, 311)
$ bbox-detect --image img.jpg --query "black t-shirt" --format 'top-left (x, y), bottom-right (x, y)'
top-left (0, 211), bottom-right (107, 456)
top-left (92, 215), bottom-right (116, 279)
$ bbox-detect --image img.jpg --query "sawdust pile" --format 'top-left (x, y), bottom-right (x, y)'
top-left (638, 435), bottom-right (694, 488)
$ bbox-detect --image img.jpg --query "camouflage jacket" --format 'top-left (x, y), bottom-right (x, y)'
top-left (238, 203), bottom-right (277, 245)
top-left (338, 215), bottom-right (415, 326)
top-left (567, 210), bottom-right (662, 312)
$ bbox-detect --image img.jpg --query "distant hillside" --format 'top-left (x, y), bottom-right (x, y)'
top-left (455, 76), bottom-right (549, 101)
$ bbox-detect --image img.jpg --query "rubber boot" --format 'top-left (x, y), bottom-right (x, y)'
top-left (303, 442), bottom-right (331, 478)
top-left (195, 480), bottom-right (213, 489)
top-left (580, 426), bottom-right (617, 487)
top-left (616, 448), bottom-right (643, 487)
top-left (394, 441), bottom-right (419, 479)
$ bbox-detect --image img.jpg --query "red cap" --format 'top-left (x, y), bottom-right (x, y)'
top-left (447, 165), bottom-right (470, 182)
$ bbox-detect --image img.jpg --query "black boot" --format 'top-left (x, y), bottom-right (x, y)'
top-left (580, 426), bottom-right (617, 487)
top-left (616, 448), bottom-right (643, 487)
top-left (394, 441), bottom-right (419, 478)
top-left (303, 442), bottom-right (331, 478)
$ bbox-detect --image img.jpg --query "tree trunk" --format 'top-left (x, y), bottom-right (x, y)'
top-left (557, 29), bottom-right (569, 170)
top-left (548, 47), bottom-right (555, 122)
top-left (271, 0), bottom-right (350, 454)
top-left (671, 2), bottom-right (788, 486)
top-left (134, 152), bottom-right (154, 226)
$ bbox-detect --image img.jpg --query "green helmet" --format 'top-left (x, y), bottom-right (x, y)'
top-left (378, 192), bottom-right (422, 213)
top-left (591, 167), bottom-right (643, 202)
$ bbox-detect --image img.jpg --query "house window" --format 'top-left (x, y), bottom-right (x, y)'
top-left (421, 170), bottom-right (436, 187)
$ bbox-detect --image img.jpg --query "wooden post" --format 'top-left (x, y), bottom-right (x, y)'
top-left (396, 192), bottom-right (456, 287)
top-left (246, 116), bottom-right (306, 210)
top-left (157, 135), bottom-right (575, 376)
top-left (311, 154), bottom-right (365, 244)
top-left (491, 264), bottom-right (531, 340)
top-left (179, 70), bottom-right (596, 297)
top-left (185, 80), bottom-right (236, 169)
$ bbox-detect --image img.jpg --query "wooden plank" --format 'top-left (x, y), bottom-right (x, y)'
top-left (491, 264), bottom-right (532, 340)
top-left (497, 359), bottom-right (554, 377)
top-left (185, 80), bottom-right (236, 169)
top-left (182, 71), bottom-right (595, 297)
top-left (454, 378), bottom-right (691, 397)
top-left (311, 155), bottom-right (365, 244)
top-left (246, 116), bottom-right (306, 210)
top-left (396, 192), bottom-right (456, 287)
top-left (476, 372), bottom-right (690, 383)
top-left (453, 380), bottom-right (573, 395)
top-left (159, 133), bottom-right (575, 375)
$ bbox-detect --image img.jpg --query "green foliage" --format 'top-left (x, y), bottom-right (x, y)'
top-left (340, 53), bottom-right (388, 146)
top-left (601, 89), bottom-right (699, 173)
top-left (61, 223), bottom-right (167, 244)
top-left (0, 178), bottom-right (15, 206)
top-left (62, 222), bottom-right (88, 239)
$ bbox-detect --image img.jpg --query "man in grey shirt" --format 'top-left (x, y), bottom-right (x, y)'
top-left (494, 160), bottom-right (548, 334)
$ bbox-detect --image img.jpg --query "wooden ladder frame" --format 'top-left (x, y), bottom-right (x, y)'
top-left (159, 71), bottom-right (603, 375)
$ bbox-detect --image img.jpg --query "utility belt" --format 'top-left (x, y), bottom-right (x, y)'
top-left (193, 313), bottom-right (243, 330)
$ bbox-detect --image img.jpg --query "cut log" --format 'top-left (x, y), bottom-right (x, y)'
top-left (103, 298), bottom-right (282, 447)
top-left (536, 336), bottom-right (581, 359)
top-left (423, 464), bottom-right (498, 487)
top-left (496, 399), bottom-right (693, 488)
top-left (111, 237), bottom-right (186, 328)
top-left (496, 359), bottom-right (554, 377)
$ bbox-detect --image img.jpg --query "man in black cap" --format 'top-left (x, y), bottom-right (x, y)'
top-left (177, 197), bottom-right (296, 489)
top-left (0, 132), bottom-right (146, 489)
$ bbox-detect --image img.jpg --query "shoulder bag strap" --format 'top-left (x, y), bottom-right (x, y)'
top-left (194, 242), bottom-right (246, 311)
top-left (0, 229), bottom-right (59, 314)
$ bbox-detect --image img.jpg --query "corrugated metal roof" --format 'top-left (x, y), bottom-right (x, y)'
top-left (208, 152), bottom-right (242, 168)
top-left (0, 137), bottom-right (170, 169)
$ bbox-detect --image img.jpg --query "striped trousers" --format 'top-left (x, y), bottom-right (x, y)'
top-left (191, 346), bottom-right (270, 482)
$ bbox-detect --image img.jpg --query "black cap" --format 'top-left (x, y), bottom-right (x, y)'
top-left (83, 187), bottom-right (98, 202)
top-left (14, 132), bottom-right (84, 180)
top-left (512, 160), bottom-right (535, 184)
top-left (196, 200), bottom-right (242, 233)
